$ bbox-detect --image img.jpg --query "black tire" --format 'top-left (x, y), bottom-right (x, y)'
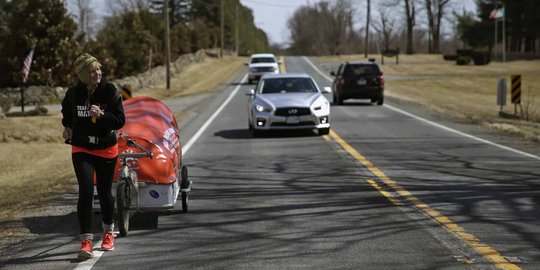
top-left (319, 128), bottom-right (330, 135)
top-left (116, 181), bottom-right (130, 237)
top-left (181, 192), bottom-right (189, 213)
top-left (180, 166), bottom-right (189, 212)
top-left (252, 129), bottom-right (262, 138)
top-left (248, 79), bottom-right (252, 84)
top-left (333, 94), bottom-right (342, 105)
top-left (377, 95), bottom-right (384, 105)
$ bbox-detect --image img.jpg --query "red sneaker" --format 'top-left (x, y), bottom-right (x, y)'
top-left (101, 232), bottom-right (115, 251)
top-left (78, 239), bottom-right (93, 260)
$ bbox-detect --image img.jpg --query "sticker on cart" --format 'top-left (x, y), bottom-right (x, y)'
top-left (149, 190), bottom-right (160, 199)
top-left (163, 127), bottom-right (180, 153)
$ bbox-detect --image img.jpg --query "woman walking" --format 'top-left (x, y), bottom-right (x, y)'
top-left (61, 53), bottom-right (125, 260)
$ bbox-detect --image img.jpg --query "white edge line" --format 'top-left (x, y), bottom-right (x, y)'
top-left (303, 56), bottom-right (540, 161)
top-left (73, 248), bottom-right (103, 270)
top-left (74, 74), bottom-right (247, 270)
top-left (182, 73), bottom-right (248, 156)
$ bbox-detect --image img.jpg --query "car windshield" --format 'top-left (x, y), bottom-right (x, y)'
top-left (251, 57), bottom-right (276, 64)
top-left (260, 78), bottom-right (317, 94)
top-left (346, 65), bottom-right (379, 75)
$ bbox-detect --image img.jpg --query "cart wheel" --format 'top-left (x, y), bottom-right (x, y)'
top-left (116, 181), bottom-right (130, 237)
top-left (181, 191), bottom-right (189, 212)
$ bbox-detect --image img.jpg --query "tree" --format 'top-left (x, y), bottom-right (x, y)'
top-left (287, 0), bottom-right (356, 55)
top-left (404, 0), bottom-right (416, 54)
top-left (372, 5), bottom-right (397, 51)
top-left (0, 0), bottom-right (78, 87)
top-left (73, 0), bottom-right (97, 40)
top-left (95, 11), bottom-right (156, 78)
top-left (424, 0), bottom-right (450, 53)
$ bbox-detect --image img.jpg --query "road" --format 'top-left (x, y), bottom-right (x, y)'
top-left (2, 56), bottom-right (540, 270)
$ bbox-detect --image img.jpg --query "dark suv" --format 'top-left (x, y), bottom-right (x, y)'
top-left (330, 61), bottom-right (384, 105)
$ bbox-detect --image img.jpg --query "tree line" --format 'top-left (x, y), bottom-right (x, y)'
top-left (0, 0), bottom-right (269, 88)
top-left (286, 0), bottom-right (540, 56)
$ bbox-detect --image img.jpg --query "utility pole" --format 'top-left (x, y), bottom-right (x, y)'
top-left (165, 0), bottom-right (171, 89)
top-left (220, 0), bottom-right (224, 58)
top-left (235, 3), bottom-right (239, 56)
top-left (364, 0), bottom-right (370, 58)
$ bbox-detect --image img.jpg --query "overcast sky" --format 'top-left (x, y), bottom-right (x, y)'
top-left (79, 0), bottom-right (478, 45)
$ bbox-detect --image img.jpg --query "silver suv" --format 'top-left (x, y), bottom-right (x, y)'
top-left (246, 53), bottom-right (280, 84)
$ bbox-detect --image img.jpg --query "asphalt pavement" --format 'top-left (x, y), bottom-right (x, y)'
top-left (2, 56), bottom-right (540, 270)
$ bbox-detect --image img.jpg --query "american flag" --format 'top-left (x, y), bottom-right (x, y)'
top-left (22, 47), bottom-right (35, 83)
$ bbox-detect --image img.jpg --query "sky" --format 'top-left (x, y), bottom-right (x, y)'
top-left (81, 0), bottom-right (478, 45)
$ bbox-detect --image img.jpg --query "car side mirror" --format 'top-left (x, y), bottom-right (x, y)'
top-left (245, 89), bottom-right (255, 96)
top-left (322, 87), bottom-right (332, 93)
top-left (330, 71), bottom-right (336, 76)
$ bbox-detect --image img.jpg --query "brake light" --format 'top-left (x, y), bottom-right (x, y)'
top-left (377, 73), bottom-right (384, 86)
top-left (340, 77), bottom-right (346, 85)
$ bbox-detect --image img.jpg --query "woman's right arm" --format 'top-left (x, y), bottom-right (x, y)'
top-left (61, 88), bottom-right (73, 128)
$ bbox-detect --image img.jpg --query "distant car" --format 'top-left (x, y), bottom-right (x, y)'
top-left (246, 53), bottom-right (280, 84)
top-left (245, 73), bottom-right (331, 137)
top-left (330, 61), bottom-right (384, 105)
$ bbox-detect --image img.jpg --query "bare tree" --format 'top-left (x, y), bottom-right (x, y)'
top-left (424, 0), bottom-right (450, 53)
top-left (372, 5), bottom-right (396, 52)
top-left (404, 0), bottom-right (416, 54)
top-left (287, 0), bottom-right (356, 55)
top-left (73, 0), bottom-right (96, 39)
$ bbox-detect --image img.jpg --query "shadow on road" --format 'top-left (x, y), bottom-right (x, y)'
top-left (214, 129), bottom-right (319, 139)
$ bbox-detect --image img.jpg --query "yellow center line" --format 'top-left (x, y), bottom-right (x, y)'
top-left (328, 129), bottom-right (521, 270)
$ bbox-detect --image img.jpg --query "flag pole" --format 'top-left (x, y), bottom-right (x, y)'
top-left (502, 4), bottom-right (506, 62)
top-left (20, 84), bottom-right (25, 113)
top-left (494, 1), bottom-right (498, 61)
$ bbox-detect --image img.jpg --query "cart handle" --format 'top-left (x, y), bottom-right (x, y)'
top-left (118, 131), bottom-right (154, 159)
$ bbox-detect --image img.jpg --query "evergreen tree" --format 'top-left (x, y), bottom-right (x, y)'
top-left (0, 0), bottom-right (78, 87)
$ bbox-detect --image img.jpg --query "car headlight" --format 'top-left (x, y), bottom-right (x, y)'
top-left (255, 104), bottom-right (272, 112)
top-left (313, 100), bottom-right (329, 111)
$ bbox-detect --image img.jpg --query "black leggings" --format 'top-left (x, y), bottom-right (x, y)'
top-left (72, 152), bottom-right (117, 234)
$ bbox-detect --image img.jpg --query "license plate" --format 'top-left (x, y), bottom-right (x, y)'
top-left (357, 79), bottom-right (367, 85)
top-left (286, 116), bottom-right (300, 124)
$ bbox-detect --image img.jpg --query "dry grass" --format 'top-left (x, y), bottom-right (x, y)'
top-left (0, 56), bottom-right (247, 227)
top-left (319, 54), bottom-right (540, 141)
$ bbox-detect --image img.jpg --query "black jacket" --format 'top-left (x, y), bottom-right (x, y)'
top-left (62, 80), bottom-right (125, 149)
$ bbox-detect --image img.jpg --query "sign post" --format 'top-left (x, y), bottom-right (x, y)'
top-left (497, 78), bottom-right (506, 112)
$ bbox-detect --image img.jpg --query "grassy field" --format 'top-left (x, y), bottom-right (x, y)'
top-left (319, 54), bottom-right (540, 141)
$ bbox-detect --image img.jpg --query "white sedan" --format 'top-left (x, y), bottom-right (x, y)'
top-left (245, 73), bottom-right (331, 137)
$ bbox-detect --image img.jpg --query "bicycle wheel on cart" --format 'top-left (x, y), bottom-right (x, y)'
top-left (181, 165), bottom-right (189, 213)
top-left (116, 180), bottom-right (131, 237)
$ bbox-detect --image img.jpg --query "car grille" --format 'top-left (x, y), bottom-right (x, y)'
top-left (271, 121), bottom-right (316, 127)
top-left (274, 107), bottom-right (311, 116)
top-left (255, 67), bottom-right (275, 72)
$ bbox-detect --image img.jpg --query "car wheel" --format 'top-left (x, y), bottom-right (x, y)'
top-left (333, 93), bottom-right (343, 105)
top-left (377, 95), bottom-right (384, 105)
top-left (319, 128), bottom-right (330, 135)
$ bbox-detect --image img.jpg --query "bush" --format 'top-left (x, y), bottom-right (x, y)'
top-left (456, 56), bottom-right (472, 65)
top-left (471, 51), bottom-right (491, 65)
top-left (443, 55), bottom-right (458, 61)
top-left (457, 49), bottom-right (475, 57)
